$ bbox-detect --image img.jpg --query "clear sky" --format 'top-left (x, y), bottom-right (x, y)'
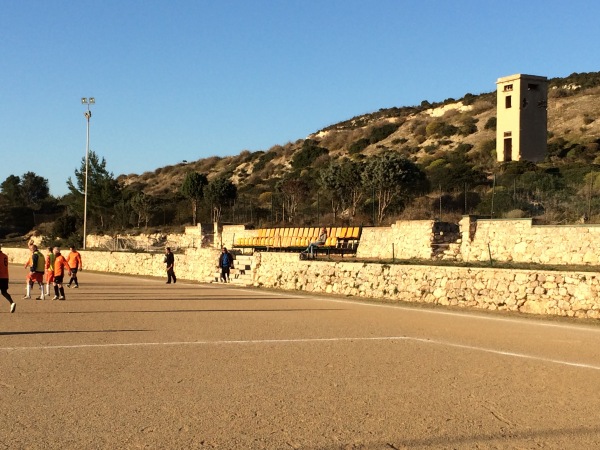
top-left (1, 0), bottom-right (598, 196)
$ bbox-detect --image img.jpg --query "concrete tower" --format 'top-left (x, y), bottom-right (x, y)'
top-left (496, 74), bottom-right (548, 162)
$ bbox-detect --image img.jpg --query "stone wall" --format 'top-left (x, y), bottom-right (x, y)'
top-left (5, 246), bottom-right (600, 319)
top-left (86, 224), bottom-right (218, 251)
top-left (5, 247), bottom-right (222, 284)
top-left (221, 225), bottom-right (253, 250)
top-left (78, 216), bottom-right (600, 267)
top-left (460, 217), bottom-right (600, 265)
top-left (253, 252), bottom-right (600, 319)
top-left (356, 221), bottom-right (435, 260)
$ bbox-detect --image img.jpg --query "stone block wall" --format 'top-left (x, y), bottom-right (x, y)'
top-left (356, 221), bottom-right (436, 260)
top-left (5, 247), bottom-right (222, 284)
top-left (460, 217), bottom-right (600, 265)
top-left (253, 252), bottom-right (600, 319)
top-left (5, 246), bottom-right (600, 319)
top-left (221, 225), bottom-right (253, 250)
top-left (77, 216), bottom-right (600, 267)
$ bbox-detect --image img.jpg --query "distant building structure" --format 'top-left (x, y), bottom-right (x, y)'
top-left (496, 74), bottom-right (548, 162)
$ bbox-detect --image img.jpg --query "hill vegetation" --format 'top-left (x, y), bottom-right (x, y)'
top-left (2, 71), bottom-right (600, 245)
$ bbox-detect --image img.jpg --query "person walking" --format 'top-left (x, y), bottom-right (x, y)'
top-left (24, 244), bottom-right (45, 300)
top-left (52, 247), bottom-right (71, 300)
top-left (218, 247), bottom-right (234, 283)
top-left (66, 246), bottom-right (83, 288)
top-left (164, 247), bottom-right (176, 284)
top-left (0, 245), bottom-right (16, 313)
top-left (44, 247), bottom-right (55, 296)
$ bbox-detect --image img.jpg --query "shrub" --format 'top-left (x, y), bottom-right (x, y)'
top-left (484, 117), bottom-right (497, 130)
top-left (458, 117), bottom-right (478, 136)
top-left (253, 151), bottom-right (277, 172)
top-left (583, 115), bottom-right (595, 125)
top-left (291, 140), bottom-right (329, 170)
top-left (349, 138), bottom-right (370, 155)
top-left (369, 123), bottom-right (400, 144)
top-left (426, 121), bottom-right (458, 138)
top-left (392, 138), bottom-right (408, 146)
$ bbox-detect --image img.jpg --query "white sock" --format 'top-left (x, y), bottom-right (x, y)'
top-left (26, 284), bottom-right (31, 297)
top-left (40, 285), bottom-right (45, 299)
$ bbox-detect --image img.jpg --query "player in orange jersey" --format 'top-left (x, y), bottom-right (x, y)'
top-left (66, 246), bottom-right (82, 288)
top-left (52, 247), bottom-right (71, 300)
top-left (24, 244), bottom-right (45, 300)
top-left (0, 245), bottom-right (16, 313)
top-left (45, 247), bottom-right (56, 296)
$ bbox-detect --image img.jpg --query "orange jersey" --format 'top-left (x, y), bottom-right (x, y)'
top-left (0, 251), bottom-right (9, 278)
top-left (53, 254), bottom-right (71, 277)
top-left (67, 251), bottom-right (82, 269)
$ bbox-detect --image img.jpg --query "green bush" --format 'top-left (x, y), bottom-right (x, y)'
top-left (369, 123), bottom-right (400, 144)
top-left (291, 140), bottom-right (329, 170)
top-left (391, 138), bottom-right (408, 146)
top-left (253, 151), bottom-right (277, 172)
top-left (484, 117), bottom-right (497, 130)
top-left (426, 121), bottom-right (458, 138)
top-left (458, 117), bottom-right (478, 136)
top-left (349, 138), bottom-right (370, 155)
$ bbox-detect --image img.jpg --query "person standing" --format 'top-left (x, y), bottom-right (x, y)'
top-left (218, 247), bottom-right (234, 283)
top-left (66, 246), bottom-right (83, 288)
top-left (164, 247), bottom-right (176, 284)
top-left (24, 244), bottom-right (45, 300)
top-left (0, 245), bottom-right (16, 313)
top-left (44, 247), bottom-right (55, 296)
top-left (52, 247), bottom-right (71, 300)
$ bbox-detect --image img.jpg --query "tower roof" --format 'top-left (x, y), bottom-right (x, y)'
top-left (496, 73), bottom-right (547, 84)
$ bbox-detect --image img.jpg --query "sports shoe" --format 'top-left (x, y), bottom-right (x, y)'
top-left (22, 295), bottom-right (31, 299)
top-left (10, 303), bottom-right (15, 313)
top-left (36, 296), bottom-right (44, 300)
top-left (66, 284), bottom-right (71, 288)
top-left (59, 296), bottom-right (65, 300)
top-left (52, 296), bottom-right (58, 300)
top-left (73, 285), bottom-right (79, 288)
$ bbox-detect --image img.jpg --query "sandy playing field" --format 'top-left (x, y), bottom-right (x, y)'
top-left (2, 268), bottom-right (600, 449)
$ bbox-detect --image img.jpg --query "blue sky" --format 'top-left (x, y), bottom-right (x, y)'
top-left (1, 0), bottom-right (598, 196)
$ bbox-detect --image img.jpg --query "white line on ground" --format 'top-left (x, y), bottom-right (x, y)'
top-left (235, 288), bottom-right (600, 334)
top-left (2, 336), bottom-right (600, 371)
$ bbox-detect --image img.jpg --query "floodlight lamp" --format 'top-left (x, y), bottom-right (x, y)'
top-left (81, 97), bottom-right (88, 104)
top-left (89, 98), bottom-right (95, 104)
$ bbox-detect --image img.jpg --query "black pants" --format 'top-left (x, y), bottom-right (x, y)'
top-left (167, 268), bottom-right (177, 283)
top-left (68, 268), bottom-right (79, 286)
top-left (1, 278), bottom-right (13, 303)
top-left (220, 267), bottom-right (230, 282)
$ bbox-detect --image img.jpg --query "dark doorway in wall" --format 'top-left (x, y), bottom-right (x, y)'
top-left (504, 138), bottom-right (512, 161)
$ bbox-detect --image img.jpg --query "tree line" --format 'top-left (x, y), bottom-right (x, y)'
top-left (1, 144), bottom-right (600, 247)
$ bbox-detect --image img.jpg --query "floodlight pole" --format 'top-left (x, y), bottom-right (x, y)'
top-left (81, 97), bottom-right (95, 249)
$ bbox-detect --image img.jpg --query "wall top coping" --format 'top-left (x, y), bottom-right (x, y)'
top-left (257, 251), bottom-right (600, 277)
top-left (474, 218), bottom-right (600, 229)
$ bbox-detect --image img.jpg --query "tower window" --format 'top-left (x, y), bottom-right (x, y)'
top-left (503, 84), bottom-right (513, 92)
top-left (505, 96), bottom-right (512, 108)
top-left (528, 83), bottom-right (539, 91)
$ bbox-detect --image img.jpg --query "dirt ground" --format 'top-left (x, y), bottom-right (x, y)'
top-left (2, 268), bottom-right (600, 449)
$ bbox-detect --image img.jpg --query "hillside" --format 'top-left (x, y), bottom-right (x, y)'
top-left (117, 72), bottom-right (600, 201)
